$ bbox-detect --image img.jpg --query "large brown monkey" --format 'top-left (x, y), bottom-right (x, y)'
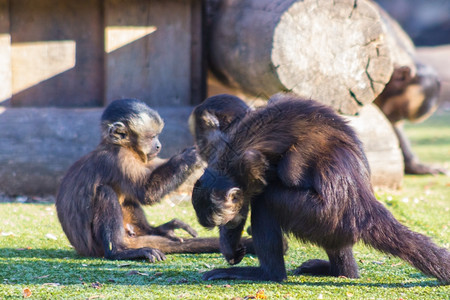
top-left (374, 63), bottom-right (447, 175)
top-left (56, 98), bottom-right (226, 262)
top-left (192, 93), bottom-right (450, 282)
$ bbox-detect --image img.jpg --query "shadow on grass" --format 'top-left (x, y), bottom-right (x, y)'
top-left (0, 248), bottom-right (443, 288)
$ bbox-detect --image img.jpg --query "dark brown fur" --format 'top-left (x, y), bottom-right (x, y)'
top-left (192, 94), bottom-right (450, 282)
top-left (56, 99), bottom-right (224, 262)
top-left (189, 95), bottom-right (257, 265)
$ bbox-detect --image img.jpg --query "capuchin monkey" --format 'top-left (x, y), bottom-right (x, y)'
top-left (56, 98), bottom-right (227, 262)
top-left (374, 64), bottom-right (447, 175)
top-left (192, 93), bottom-right (450, 283)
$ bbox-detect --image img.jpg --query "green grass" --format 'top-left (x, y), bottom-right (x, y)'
top-left (1, 111), bottom-right (449, 299)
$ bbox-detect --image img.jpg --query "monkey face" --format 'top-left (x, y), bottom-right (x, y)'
top-left (138, 132), bottom-right (162, 161)
top-left (192, 169), bottom-right (245, 229)
top-left (130, 113), bottom-right (164, 162)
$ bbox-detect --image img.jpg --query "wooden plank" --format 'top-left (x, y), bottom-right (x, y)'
top-left (10, 0), bottom-right (103, 107)
top-left (0, 106), bottom-right (195, 196)
top-left (0, 0), bottom-right (11, 105)
top-left (105, 0), bottom-right (195, 107)
top-left (190, 0), bottom-right (206, 105)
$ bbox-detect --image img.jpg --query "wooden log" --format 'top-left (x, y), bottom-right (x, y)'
top-left (0, 107), bottom-right (195, 196)
top-left (207, 0), bottom-right (415, 115)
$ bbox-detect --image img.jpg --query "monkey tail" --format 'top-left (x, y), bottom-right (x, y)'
top-left (360, 199), bottom-right (450, 284)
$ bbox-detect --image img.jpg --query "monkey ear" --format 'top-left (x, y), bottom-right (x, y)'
top-left (239, 149), bottom-right (268, 188)
top-left (225, 187), bottom-right (243, 204)
top-left (201, 110), bottom-right (220, 129)
top-left (108, 121), bottom-right (127, 142)
top-left (392, 66), bottom-right (412, 84)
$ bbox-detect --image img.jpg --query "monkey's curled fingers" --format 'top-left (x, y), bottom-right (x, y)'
top-left (180, 146), bottom-right (201, 169)
top-left (224, 245), bottom-right (246, 265)
top-left (143, 248), bottom-right (166, 263)
top-left (155, 218), bottom-right (198, 242)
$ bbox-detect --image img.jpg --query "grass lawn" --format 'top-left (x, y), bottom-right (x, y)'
top-left (1, 111), bottom-right (449, 299)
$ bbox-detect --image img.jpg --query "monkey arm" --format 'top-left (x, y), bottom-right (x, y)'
top-left (203, 196), bottom-right (286, 281)
top-left (141, 147), bottom-right (199, 204)
top-left (219, 206), bottom-right (248, 265)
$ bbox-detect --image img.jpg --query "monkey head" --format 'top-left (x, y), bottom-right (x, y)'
top-left (193, 149), bottom-right (269, 229)
top-left (192, 168), bottom-right (246, 229)
top-left (189, 94), bottom-right (250, 160)
top-left (374, 63), bottom-right (441, 124)
top-left (101, 99), bottom-right (164, 163)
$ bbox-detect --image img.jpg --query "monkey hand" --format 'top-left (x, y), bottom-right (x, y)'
top-left (179, 146), bottom-right (203, 170)
top-left (222, 244), bottom-right (247, 265)
top-left (154, 218), bottom-right (198, 242)
top-left (141, 248), bottom-right (166, 263)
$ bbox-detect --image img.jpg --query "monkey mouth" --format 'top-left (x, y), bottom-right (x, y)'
top-left (224, 213), bottom-right (245, 229)
top-left (147, 152), bottom-right (159, 161)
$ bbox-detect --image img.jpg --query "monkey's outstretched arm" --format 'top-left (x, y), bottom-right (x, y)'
top-left (142, 147), bottom-right (200, 204)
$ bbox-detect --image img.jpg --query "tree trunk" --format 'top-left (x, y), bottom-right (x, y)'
top-left (207, 0), bottom-right (415, 115)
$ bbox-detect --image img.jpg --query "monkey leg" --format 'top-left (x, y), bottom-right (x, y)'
top-left (293, 246), bottom-right (359, 278)
top-left (121, 198), bottom-right (155, 236)
top-left (153, 218), bottom-right (198, 241)
top-left (202, 197), bottom-right (287, 281)
top-left (394, 124), bottom-right (448, 175)
top-left (121, 199), bottom-right (198, 241)
top-left (93, 186), bottom-right (166, 262)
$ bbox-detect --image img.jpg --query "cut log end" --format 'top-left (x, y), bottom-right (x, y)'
top-left (208, 0), bottom-right (417, 115)
top-left (271, 0), bottom-right (394, 114)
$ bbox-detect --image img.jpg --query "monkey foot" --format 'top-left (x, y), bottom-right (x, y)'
top-left (293, 259), bottom-right (331, 276)
top-left (405, 162), bottom-right (448, 176)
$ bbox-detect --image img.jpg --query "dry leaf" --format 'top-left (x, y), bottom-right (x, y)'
top-left (256, 289), bottom-right (267, 299)
top-left (22, 288), bottom-right (32, 298)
